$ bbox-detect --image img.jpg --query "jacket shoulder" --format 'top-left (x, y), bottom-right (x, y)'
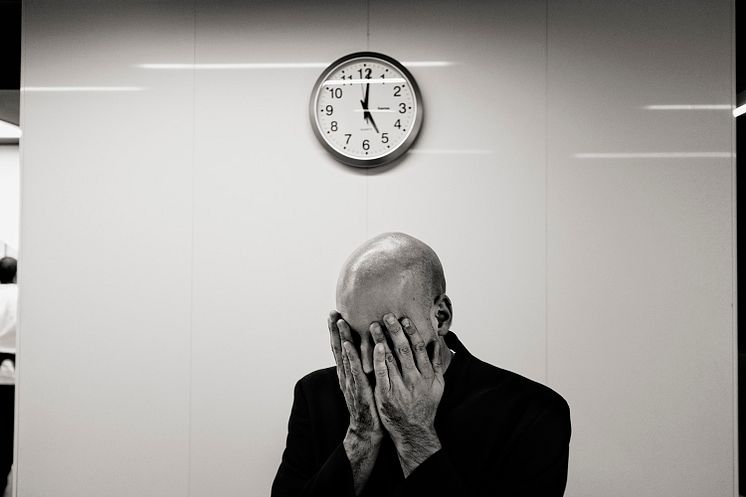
top-left (469, 357), bottom-right (570, 420)
top-left (294, 366), bottom-right (339, 398)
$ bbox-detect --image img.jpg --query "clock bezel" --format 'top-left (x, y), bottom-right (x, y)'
top-left (309, 51), bottom-right (424, 168)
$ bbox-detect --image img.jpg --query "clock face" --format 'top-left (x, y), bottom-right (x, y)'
top-left (310, 52), bottom-right (423, 168)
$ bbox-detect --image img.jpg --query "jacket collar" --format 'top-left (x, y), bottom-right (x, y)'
top-left (440, 331), bottom-right (473, 409)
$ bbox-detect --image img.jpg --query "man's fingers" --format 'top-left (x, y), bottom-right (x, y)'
top-left (359, 328), bottom-right (374, 374)
top-left (343, 341), bottom-right (371, 392)
top-left (373, 342), bottom-right (390, 394)
top-left (337, 318), bottom-right (354, 344)
top-left (328, 312), bottom-right (346, 389)
top-left (341, 342), bottom-right (353, 386)
top-left (370, 321), bottom-right (402, 383)
top-left (328, 313), bottom-right (343, 365)
top-left (402, 318), bottom-right (434, 378)
top-left (383, 313), bottom-right (417, 376)
top-left (432, 339), bottom-right (444, 378)
top-left (369, 322), bottom-right (387, 344)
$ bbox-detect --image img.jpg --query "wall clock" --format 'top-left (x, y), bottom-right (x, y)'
top-left (309, 52), bottom-right (423, 168)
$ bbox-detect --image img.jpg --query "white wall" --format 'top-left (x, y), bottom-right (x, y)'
top-left (17, 1), bottom-right (735, 496)
top-left (0, 145), bottom-right (19, 255)
top-left (547, 2), bottom-right (735, 494)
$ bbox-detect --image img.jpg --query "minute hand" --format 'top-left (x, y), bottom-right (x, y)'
top-left (360, 83), bottom-right (379, 133)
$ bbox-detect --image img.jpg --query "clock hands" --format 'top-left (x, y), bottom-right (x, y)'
top-left (359, 82), bottom-right (380, 134)
top-left (367, 112), bottom-right (380, 134)
top-left (360, 82), bottom-right (370, 124)
top-left (360, 82), bottom-right (369, 114)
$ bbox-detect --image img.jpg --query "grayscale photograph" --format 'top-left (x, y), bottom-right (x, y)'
top-left (0, 1), bottom-right (739, 496)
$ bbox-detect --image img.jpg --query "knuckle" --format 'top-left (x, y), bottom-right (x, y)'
top-left (398, 346), bottom-right (410, 356)
top-left (385, 353), bottom-right (396, 363)
top-left (414, 343), bottom-right (427, 353)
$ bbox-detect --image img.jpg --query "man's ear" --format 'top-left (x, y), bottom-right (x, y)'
top-left (431, 294), bottom-right (453, 336)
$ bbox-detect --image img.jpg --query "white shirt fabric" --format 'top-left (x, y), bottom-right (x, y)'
top-left (0, 283), bottom-right (17, 354)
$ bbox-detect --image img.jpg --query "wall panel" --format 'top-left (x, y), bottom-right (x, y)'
top-left (546, 1), bottom-right (735, 495)
top-left (189, 2), bottom-right (368, 494)
top-left (17, 3), bottom-right (194, 496)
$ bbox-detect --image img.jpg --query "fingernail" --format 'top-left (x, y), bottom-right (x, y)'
top-left (343, 341), bottom-right (350, 352)
top-left (385, 315), bottom-right (396, 325)
top-left (401, 318), bottom-right (411, 328)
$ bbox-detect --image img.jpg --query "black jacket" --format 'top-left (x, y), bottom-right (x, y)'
top-left (272, 332), bottom-right (571, 497)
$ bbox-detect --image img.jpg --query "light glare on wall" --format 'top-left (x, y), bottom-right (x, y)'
top-left (23, 86), bottom-right (145, 92)
top-left (136, 61), bottom-right (454, 70)
top-left (643, 104), bottom-right (732, 110)
top-left (574, 152), bottom-right (733, 159)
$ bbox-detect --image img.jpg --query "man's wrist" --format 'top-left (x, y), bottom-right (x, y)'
top-left (392, 426), bottom-right (442, 477)
top-left (343, 427), bottom-right (382, 495)
top-left (345, 426), bottom-right (383, 446)
top-left (343, 426), bottom-right (383, 464)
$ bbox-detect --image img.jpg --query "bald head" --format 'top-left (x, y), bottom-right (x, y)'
top-left (335, 233), bottom-right (452, 373)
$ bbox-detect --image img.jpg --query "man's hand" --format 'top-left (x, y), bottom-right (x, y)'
top-left (329, 311), bottom-right (382, 495)
top-left (370, 314), bottom-right (445, 477)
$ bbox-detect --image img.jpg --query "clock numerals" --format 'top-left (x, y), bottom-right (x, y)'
top-left (357, 67), bottom-right (372, 79)
top-left (324, 105), bottom-right (334, 116)
top-left (394, 119), bottom-right (401, 129)
top-left (344, 134), bottom-right (352, 145)
top-left (398, 102), bottom-right (407, 114)
top-left (330, 121), bottom-right (338, 132)
top-left (327, 87), bottom-right (343, 99)
top-left (362, 139), bottom-right (370, 151)
top-left (393, 86), bottom-right (402, 97)
top-left (381, 133), bottom-right (389, 144)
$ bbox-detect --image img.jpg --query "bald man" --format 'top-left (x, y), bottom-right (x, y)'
top-left (272, 233), bottom-right (570, 497)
